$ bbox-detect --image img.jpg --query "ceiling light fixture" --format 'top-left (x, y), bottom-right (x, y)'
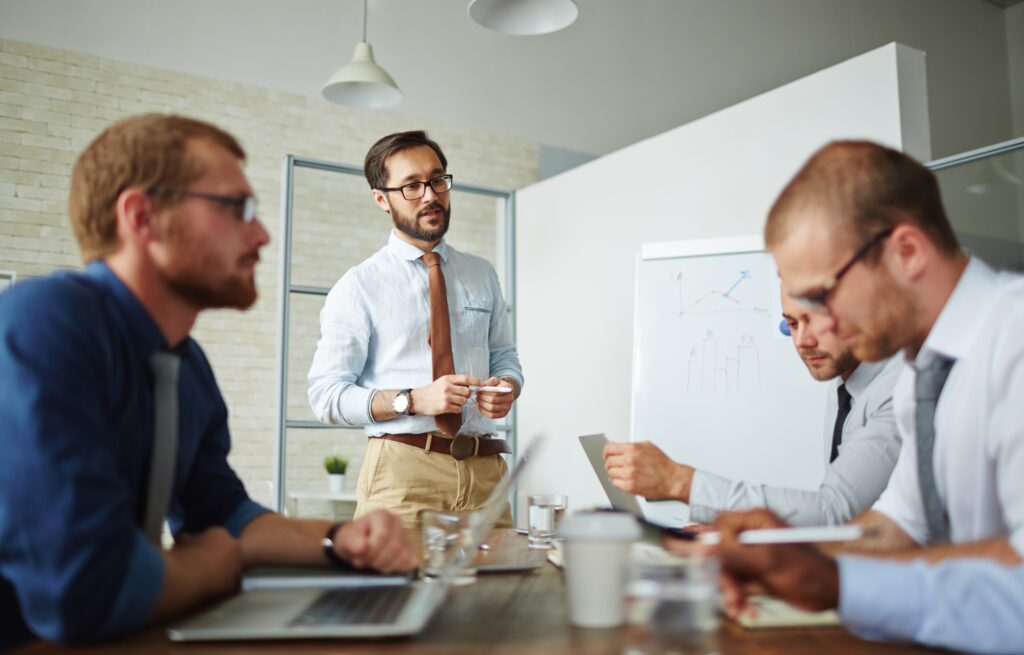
top-left (322, 0), bottom-right (402, 108)
top-left (467, 0), bottom-right (578, 36)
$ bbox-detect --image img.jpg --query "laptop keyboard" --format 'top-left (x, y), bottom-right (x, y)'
top-left (289, 586), bottom-right (415, 627)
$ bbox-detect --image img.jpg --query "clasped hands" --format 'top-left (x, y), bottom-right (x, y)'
top-left (410, 374), bottom-right (514, 419)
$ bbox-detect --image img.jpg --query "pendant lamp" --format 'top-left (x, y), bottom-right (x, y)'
top-left (322, 0), bottom-right (402, 108)
top-left (468, 0), bottom-right (578, 36)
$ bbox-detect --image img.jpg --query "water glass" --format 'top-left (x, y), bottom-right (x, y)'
top-left (420, 509), bottom-right (479, 585)
top-left (527, 494), bottom-right (567, 549)
top-left (626, 552), bottom-right (719, 645)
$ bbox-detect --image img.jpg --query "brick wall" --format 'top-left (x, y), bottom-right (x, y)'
top-left (0, 39), bottom-right (538, 515)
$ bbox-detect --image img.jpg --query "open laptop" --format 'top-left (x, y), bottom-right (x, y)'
top-left (168, 438), bottom-right (543, 641)
top-left (579, 433), bottom-right (695, 539)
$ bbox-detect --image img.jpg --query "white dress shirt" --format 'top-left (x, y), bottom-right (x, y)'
top-left (873, 258), bottom-right (1024, 554)
top-left (688, 355), bottom-right (902, 525)
top-left (308, 231), bottom-right (524, 437)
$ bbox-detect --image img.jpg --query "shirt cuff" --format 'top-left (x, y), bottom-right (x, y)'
top-left (95, 532), bottom-right (164, 640)
top-left (223, 500), bottom-right (273, 538)
top-left (339, 385), bottom-right (374, 426)
top-left (687, 469), bottom-right (730, 523)
top-left (838, 555), bottom-right (925, 642)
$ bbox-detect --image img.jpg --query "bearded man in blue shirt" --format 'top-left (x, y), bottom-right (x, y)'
top-left (0, 114), bottom-right (417, 650)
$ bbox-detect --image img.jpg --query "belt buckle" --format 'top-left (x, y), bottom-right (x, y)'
top-left (450, 434), bottom-right (477, 461)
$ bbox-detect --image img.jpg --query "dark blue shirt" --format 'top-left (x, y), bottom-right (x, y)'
top-left (0, 261), bottom-right (268, 648)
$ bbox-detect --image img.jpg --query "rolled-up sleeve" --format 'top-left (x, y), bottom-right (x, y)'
top-left (307, 277), bottom-right (376, 426)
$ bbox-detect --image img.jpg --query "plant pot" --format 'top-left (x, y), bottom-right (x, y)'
top-left (328, 474), bottom-right (346, 494)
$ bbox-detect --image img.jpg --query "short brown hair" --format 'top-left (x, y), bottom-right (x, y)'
top-left (764, 140), bottom-right (959, 258)
top-left (363, 130), bottom-right (447, 190)
top-left (68, 113), bottom-right (246, 261)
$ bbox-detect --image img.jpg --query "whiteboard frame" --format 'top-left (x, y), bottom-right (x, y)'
top-left (630, 234), bottom-right (767, 438)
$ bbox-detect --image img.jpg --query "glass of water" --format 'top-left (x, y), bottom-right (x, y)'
top-left (527, 494), bottom-right (567, 549)
top-left (626, 552), bottom-right (719, 648)
top-left (420, 509), bottom-right (479, 585)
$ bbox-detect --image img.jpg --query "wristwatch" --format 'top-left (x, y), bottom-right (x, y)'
top-left (392, 389), bottom-right (412, 416)
top-left (322, 521), bottom-right (347, 567)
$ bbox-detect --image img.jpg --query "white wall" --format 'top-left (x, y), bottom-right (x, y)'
top-left (514, 43), bottom-right (930, 513)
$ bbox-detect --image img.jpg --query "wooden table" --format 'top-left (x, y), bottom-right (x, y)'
top-left (17, 530), bottom-right (940, 654)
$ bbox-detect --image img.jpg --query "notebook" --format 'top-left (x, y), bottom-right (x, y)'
top-left (167, 437), bottom-right (543, 641)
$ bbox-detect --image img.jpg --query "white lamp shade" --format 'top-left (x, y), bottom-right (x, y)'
top-left (468, 0), bottom-right (578, 36)
top-left (321, 42), bottom-right (402, 109)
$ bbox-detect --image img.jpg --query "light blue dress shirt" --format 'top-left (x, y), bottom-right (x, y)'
top-left (308, 231), bottom-right (523, 436)
top-left (839, 556), bottom-right (1024, 653)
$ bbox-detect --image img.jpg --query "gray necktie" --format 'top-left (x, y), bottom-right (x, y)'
top-left (144, 352), bottom-right (181, 546)
top-left (914, 354), bottom-right (955, 545)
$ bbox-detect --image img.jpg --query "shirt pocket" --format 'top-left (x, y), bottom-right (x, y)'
top-left (459, 302), bottom-right (491, 347)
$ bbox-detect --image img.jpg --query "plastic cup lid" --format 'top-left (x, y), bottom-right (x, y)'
top-left (557, 512), bottom-right (641, 542)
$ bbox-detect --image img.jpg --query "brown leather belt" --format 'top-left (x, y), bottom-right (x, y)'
top-left (378, 433), bottom-right (511, 461)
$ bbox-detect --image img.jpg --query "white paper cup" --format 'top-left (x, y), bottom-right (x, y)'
top-left (558, 512), bottom-right (641, 628)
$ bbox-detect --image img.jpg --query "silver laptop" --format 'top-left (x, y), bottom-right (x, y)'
top-left (579, 433), bottom-right (694, 539)
top-left (168, 438), bottom-right (543, 641)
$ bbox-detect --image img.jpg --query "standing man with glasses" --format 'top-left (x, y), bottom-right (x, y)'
top-left (308, 130), bottom-right (523, 528)
top-left (0, 114), bottom-right (417, 649)
top-left (669, 139), bottom-right (1024, 652)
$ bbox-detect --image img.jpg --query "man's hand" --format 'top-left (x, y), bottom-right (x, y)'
top-left (476, 376), bottom-right (515, 419)
top-left (713, 509), bottom-right (840, 619)
top-left (151, 527), bottom-right (243, 622)
top-left (333, 509), bottom-right (419, 573)
top-left (410, 374), bottom-right (480, 416)
top-left (602, 440), bottom-right (694, 501)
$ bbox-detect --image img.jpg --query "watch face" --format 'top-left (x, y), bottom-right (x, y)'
top-left (393, 392), bottom-right (409, 415)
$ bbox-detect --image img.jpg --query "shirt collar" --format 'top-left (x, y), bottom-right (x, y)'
top-left (84, 260), bottom-right (184, 356)
top-left (386, 230), bottom-right (449, 264)
top-left (912, 257), bottom-right (996, 368)
top-left (842, 357), bottom-right (888, 400)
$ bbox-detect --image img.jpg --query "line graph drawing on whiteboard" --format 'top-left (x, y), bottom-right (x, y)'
top-left (685, 331), bottom-right (761, 394)
top-left (675, 269), bottom-right (770, 317)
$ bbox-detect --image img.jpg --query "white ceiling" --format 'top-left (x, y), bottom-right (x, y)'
top-left (0, 0), bottom-right (1017, 158)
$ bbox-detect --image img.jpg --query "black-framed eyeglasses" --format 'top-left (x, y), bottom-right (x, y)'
top-left (793, 228), bottom-right (894, 311)
top-left (377, 174), bottom-right (453, 201)
top-left (149, 187), bottom-right (259, 223)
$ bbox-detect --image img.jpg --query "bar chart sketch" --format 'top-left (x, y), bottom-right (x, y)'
top-left (685, 330), bottom-right (761, 394)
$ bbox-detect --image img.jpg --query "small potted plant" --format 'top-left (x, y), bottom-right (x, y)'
top-left (324, 455), bottom-right (349, 494)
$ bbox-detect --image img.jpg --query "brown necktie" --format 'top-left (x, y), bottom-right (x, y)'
top-left (423, 251), bottom-right (461, 437)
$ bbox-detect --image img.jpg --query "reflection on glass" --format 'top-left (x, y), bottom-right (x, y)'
top-left (933, 147), bottom-right (1024, 271)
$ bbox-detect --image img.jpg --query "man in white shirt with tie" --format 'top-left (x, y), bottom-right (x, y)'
top-left (603, 287), bottom-right (902, 526)
top-left (308, 131), bottom-right (524, 527)
top-left (763, 139), bottom-right (1024, 562)
top-left (666, 139), bottom-right (1024, 653)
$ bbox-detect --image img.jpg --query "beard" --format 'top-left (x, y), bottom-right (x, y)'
top-left (798, 347), bottom-right (859, 381)
top-left (392, 201), bottom-right (451, 243)
top-left (848, 269), bottom-right (917, 362)
top-left (158, 215), bottom-right (259, 310)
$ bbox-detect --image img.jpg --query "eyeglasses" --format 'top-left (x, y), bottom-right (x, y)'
top-left (377, 174), bottom-right (453, 201)
top-left (150, 188), bottom-right (259, 222)
top-left (793, 228), bottom-right (894, 310)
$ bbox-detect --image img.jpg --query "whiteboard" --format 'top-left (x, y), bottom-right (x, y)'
top-left (631, 236), bottom-right (827, 524)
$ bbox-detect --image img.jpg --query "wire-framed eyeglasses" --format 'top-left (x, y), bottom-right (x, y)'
top-left (792, 228), bottom-right (894, 311)
top-left (149, 187), bottom-right (259, 223)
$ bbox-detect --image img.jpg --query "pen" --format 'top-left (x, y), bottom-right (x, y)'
top-left (699, 525), bottom-right (869, 546)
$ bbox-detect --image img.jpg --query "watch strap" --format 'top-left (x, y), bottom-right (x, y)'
top-left (322, 521), bottom-right (347, 567)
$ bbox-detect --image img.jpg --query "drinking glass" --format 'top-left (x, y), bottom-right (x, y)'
top-left (527, 494), bottom-right (567, 549)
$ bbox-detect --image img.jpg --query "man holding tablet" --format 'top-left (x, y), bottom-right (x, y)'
top-left (604, 287), bottom-right (902, 525)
